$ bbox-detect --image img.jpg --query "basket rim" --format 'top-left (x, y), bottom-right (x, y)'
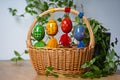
top-left (26, 7), bottom-right (95, 48)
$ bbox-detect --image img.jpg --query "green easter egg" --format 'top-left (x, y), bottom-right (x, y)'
top-left (34, 41), bottom-right (46, 47)
top-left (32, 24), bottom-right (45, 41)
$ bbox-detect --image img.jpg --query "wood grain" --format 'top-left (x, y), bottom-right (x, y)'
top-left (0, 60), bottom-right (120, 80)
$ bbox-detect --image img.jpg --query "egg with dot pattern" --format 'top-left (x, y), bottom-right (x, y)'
top-left (32, 24), bottom-right (45, 41)
top-left (46, 19), bottom-right (58, 36)
top-left (74, 25), bottom-right (85, 41)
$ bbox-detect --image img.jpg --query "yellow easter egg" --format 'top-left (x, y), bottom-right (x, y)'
top-left (46, 37), bottom-right (58, 48)
top-left (46, 19), bottom-right (58, 36)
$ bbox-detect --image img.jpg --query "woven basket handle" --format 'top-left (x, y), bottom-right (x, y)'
top-left (26, 8), bottom-right (95, 48)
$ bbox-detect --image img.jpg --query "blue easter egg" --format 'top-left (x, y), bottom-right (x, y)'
top-left (74, 25), bottom-right (85, 41)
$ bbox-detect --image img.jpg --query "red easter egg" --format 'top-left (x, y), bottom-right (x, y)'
top-left (59, 34), bottom-right (71, 47)
top-left (61, 18), bottom-right (72, 33)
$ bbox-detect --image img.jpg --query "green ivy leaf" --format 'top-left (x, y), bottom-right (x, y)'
top-left (45, 70), bottom-right (50, 76)
top-left (33, 1), bottom-right (39, 5)
top-left (68, 1), bottom-right (73, 7)
top-left (80, 71), bottom-right (94, 79)
top-left (24, 50), bottom-right (29, 54)
top-left (91, 65), bottom-right (100, 71)
top-left (106, 49), bottom-right (115, 62)
top-left (32, 10), bottom-right (38, 14)
top-left (8, 8), bottom-right (17, 16)
top-left (89, 57), bottom-right (96, 65)
top-left (46, 66), bottom-right (54, 71)
top-left (75, 16), bottom-right (80, 23)
top-left (115, 38), bottom-right (118, 45)
top-left (57, 18), bottom-right (62, 22)
top-left (55, 0), bottom-right (58, 2)
top-left (50, 0), bottom-right (54, 2)
top-left (93, 25), bottom-right (99, 34)
top-left (18, 56), bottom-right (24, 61)
top-left (81, 62), bottom-right (90, 68)
top-left (20, 14), bottom-right (24, 17)
top-left (57, 1), bottom-right (63, 7)
top-left (43, 2), bottom-right (49, 10)
top-left (52, 72), bottom-right (59, 77)
top-left (73, 5), bottom-right (76, 9)
top-left (14, 50), bottom-right (21, 56)
top-left (11, 57), bottom-right (18, 62)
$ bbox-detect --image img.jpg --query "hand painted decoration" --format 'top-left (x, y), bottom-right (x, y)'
top-left (46, 19), bottom-right (58, 36)
top-left (59, 33), bottom-right (71, 47)
top-left (32, 24), bottom-right (45, 41)
top-left (32, 24), bottom-right (46, 47)
top-left (74, 25), bottom-right (85, 48)
top-left (61, 18), bottom-right (72, 33)
top-left (59, 17), bottom-right (72, 47)
top-left (46, 37), bottom-right (58, 48)
top-left (46, 19), bottom-right (58, 48)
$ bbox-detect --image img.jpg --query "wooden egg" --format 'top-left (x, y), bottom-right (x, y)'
top-left (46, 37), bottom-right (58, 48)
top-left (61, 18), bottom-right (72, 33)
top-left (59, 33), bottom-right (71, 47)
top-left (46, 19), bottom-right (58, 36)
top-left (74, 25), bottom-right (85, 41)
top-left (32, 24), bottom-right (45, 41)
top-left (34, 41), bottom-right (46, 47)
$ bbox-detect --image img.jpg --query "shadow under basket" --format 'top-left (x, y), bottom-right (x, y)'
top-left (26, 8), bottom-right (95, 75)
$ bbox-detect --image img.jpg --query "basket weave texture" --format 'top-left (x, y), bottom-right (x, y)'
top-left (26, 8), bottom-right (95, 75)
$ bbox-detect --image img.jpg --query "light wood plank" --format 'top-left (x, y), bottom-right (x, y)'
top-left (0, 60), bottom-right (120, 80)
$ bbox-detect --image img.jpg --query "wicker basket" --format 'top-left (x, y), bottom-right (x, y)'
top-left (26, 8), bottom-right (95, 75)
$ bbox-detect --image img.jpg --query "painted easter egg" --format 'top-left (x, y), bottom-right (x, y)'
top-left (74, 25), bottom-right (85, 41)
top-left (32, 24), bottom-right (45, 41)
top-left (46, 37), bottom-right (58, 48)
top-left (46, 19), bottom-right (58, 36)
top-left (61, 18), bottom-right (72, 33)
top-left (34, 41), bottom-right (46, 47)
top-left (59, 34), bottom-right (71, 47)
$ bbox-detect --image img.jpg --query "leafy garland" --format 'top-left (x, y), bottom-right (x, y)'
top-left (80, 18), bottom-right (120, 78)
top-left (8, 0), bottom-right (120, 79)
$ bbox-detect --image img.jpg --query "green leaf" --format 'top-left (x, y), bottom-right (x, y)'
top-left (68, 1), bottom-right (73, 7)
top-left (14, 50), bottom-right (21, 56)
top-left (45, 70), bottom-right (50, 76)
top-left (111, 42), bottom-right (114, 47)
top-left (33, 1), bottom-right (39, 5)
top-left (8, 8), bottom-right (17, 16)
top-left (52, 72), bottom-right (59, 77)
top-left (32, 10), bottom-right (38, 14)
top-left (57, 1), bottom-right (63, 7)
top-left (73, 5), bottom-right (76, 9)
top-left (20, 14), bottom-right (24, 17)
top-left (46, 66), bottom-right (54, 71)
top-left (57, 18), bottom-right (62, 22)
top-left (18, 56), bottom-right (24, 61)
top-left (55, 0), bottom-right (58, 2)
top-left (75, 16), bottom-right (80, 22)
top-left (80, 71), bottom-right (94, 79)
top-left (8, 8), bottom-right (12, 12)
top-left (115, 38), bottom-right (118, 45)
top-left (93, 25), bottom-right (99, 34)
top-left (11, 57), bottom-right (18, 62)
top-left (81, 62), bottom-right (90, 68)
top-left (43, 2), bottom-right (49, 10)
top-left (106, 49), bottom-right (115, 62)
top-left (49, 0), bottom-right (54, 2)
top-left (89, 57), bottom-right (96, 65)
top-left (91, 65), bottom-right (100, 71)
top-left (24, 50), bottom-right (29, 54)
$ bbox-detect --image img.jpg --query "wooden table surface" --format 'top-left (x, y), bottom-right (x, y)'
top-left (0, 60), bottom-right (120, 80)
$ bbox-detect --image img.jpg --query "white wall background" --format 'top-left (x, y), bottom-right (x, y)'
top-left (0, 0), bottom-right (120, 60)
